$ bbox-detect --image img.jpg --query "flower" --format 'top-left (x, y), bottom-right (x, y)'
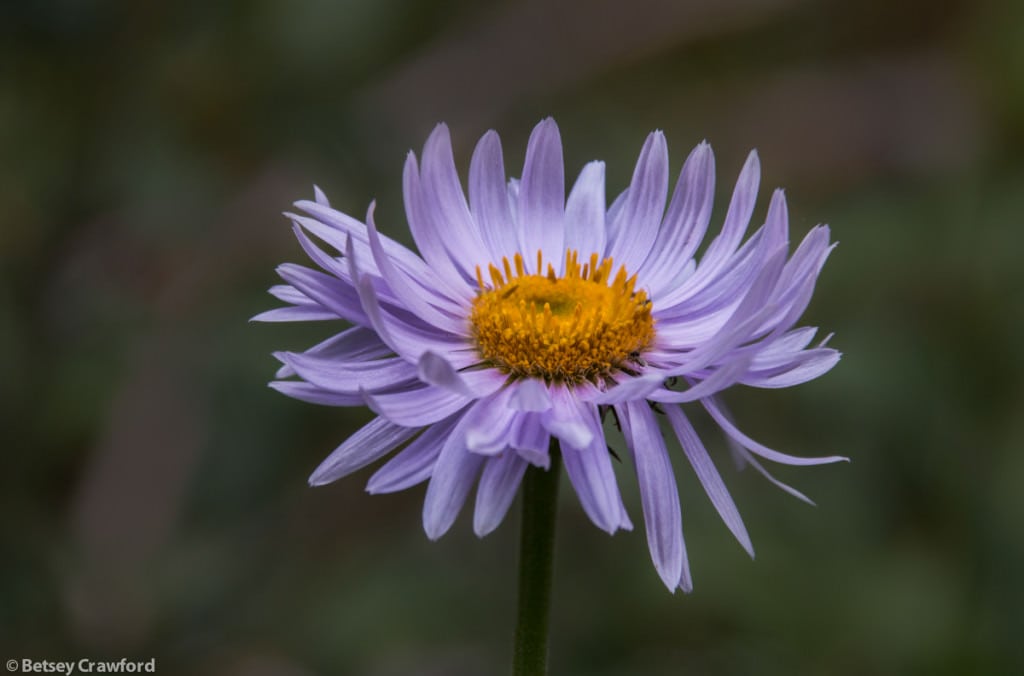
top-left (255, 118), bottom-right (845, 592)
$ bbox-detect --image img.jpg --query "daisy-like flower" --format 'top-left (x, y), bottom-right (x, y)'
top-left (255, 118), bottom-right (845, 591)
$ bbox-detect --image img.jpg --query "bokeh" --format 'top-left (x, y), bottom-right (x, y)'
top-left (3, 0), bottom-right (1023, 674)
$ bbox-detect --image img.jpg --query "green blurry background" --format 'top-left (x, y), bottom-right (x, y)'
top-left (3, 0), bottom-right (1023, 674)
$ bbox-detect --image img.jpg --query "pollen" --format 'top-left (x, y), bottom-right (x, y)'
top-left (470, 250), bottom-right (655, 385)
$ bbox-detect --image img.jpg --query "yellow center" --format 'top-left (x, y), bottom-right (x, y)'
top-left (470, 250), bottom-right (655, 384)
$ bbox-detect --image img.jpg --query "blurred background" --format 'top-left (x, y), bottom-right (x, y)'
top-left (3, 0), bottom-right (1023, 674)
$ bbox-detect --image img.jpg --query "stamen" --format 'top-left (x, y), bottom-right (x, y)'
top-left (469, 249), bottom-right (655, 385)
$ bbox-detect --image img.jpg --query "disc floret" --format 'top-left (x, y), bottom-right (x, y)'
top-left (470, 250), bottom-right (655, 385)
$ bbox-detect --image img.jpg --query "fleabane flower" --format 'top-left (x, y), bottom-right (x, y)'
top-left (255, 118), bottom-right (845, 592)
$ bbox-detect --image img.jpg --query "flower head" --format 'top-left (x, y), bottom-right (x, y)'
top-left (255, 118), bottom-right (845, 591)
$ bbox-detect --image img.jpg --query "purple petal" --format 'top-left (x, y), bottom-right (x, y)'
top-left (695, 150), bottom-right (761, 279)
top-left (276, 263), bottom-right (368, 325)
top-left (518, 118), bottom-right (565, 270)
top-left (653, 226), bottom-right (769, 320)
top-left (648, 357), bottom-right (752, 403)
top-left (420, 124), bottom-right (491, 277)
top-left (506, 177), bottom-right (520, 223)
top-left (417, 351), bottom-right (476, 397)
top-left (286, 212), bottom-right (377, 281)
top-left (291, 223), bottom-right (393, 303)
top-left (622, 401), bottom-right (689, 592)
top-left (661, 247), bottom-right (790, 377)
top-left (647, 141), bottom-right (715, 277)
top-left (423, 414), bottom-right (484, 539)
top-left (268, 284), bottom-right (312, 304)
top-left (290, 211), bottom-right (461, 316)
top-left (741, 348), bottom-right (841, 388)
top-left (559, 404), bottom-right (631, 533)
top-left (589, 373), bottom-right (663, 405)
top-left (606, 185), bottom-right (629, 239)
top-left (352, 269), bottom-right (468, 361)
top-left (312, 184), bottom-right (330, 206)
top-left (473, 451), bottom-right (529, 536)
top-left (733, 443), bottom-right (816, 505)
top-left (564, 160), bottom-right (607, 258)
top-left (510, 379), bottom-right (552, 412)
top-left (461, 367), bottom-right (511, 397)
top-left (511, 412), bottom-right (552, 468)
top-left (702, 397), bottom-right (849, 466)
top-left (363, 383), bottom-right (471, 427)
top-left (402, 150), bottom-right (474, 294)
top-left (470, 130), bottom-right (520, 261)
top-left (665, 406), bottom-right (754, 557)
top-left (251, 306), bottom-right (339, 323)
top-left (366, 415), bottom-right (459, 494)
top-left (540, 386), bottom-right (593, 450)
top-left (463, 389), bottom-right (518, 455)
top-left (278, 351), bottom-right (416, 393)
top-left (748, 327), bottom-right (820, 370)
top-left (292, 201), bottom-right (448, 294)
top-left (255, 283), bottom-right (344, 323)
top-left (365, 203), bottom-right (467, 334)
top-left (762, 188), bottom-right (790, 253)
top-left (309, 416), bottom-right (419, 486)
top-left (606, 131), bottom-right (669, 274)
top-left (274, 326), bottom-right (392, 379)
top-left (268, 381), bottom-right (364, 407)
top-left (753, 226), bottom-right (835, 334)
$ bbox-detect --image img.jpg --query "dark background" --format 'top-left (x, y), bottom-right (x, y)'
top-left (3, 0), bottom-right (1023, 674)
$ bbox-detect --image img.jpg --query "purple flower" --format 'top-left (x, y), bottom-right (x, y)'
top-left (255, 118), bottom-right (845, 592)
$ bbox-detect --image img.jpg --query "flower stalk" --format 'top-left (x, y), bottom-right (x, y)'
top-left (513, 443), bottom-right (561, 676)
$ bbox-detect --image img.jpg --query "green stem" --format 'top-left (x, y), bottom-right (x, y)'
top-left (512, 442), bottom-right (561, 676)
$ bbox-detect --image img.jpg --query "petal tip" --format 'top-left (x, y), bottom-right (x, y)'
top-left (308, 466), bottom-right (332, 487)
top-left (313, 184), bottom-right (330, 206)
top-left (422, 510), bottom-right (449, 541)
top-left (472, 515), bottom-right (499, 538)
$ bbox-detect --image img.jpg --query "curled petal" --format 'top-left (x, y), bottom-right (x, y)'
top-left (511, 412), bottom-right (552, 469)
top-left (541, 387), bottom-right (594, 450)
top-left (417, 351), bottom-right (476, 397)
top-left (463, 389), bottom-right (519, 455)
top-left (703, 397), bottom-right (848, 466)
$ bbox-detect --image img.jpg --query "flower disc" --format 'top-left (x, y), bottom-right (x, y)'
top-left (470, 250), bottom-right (655, 384)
